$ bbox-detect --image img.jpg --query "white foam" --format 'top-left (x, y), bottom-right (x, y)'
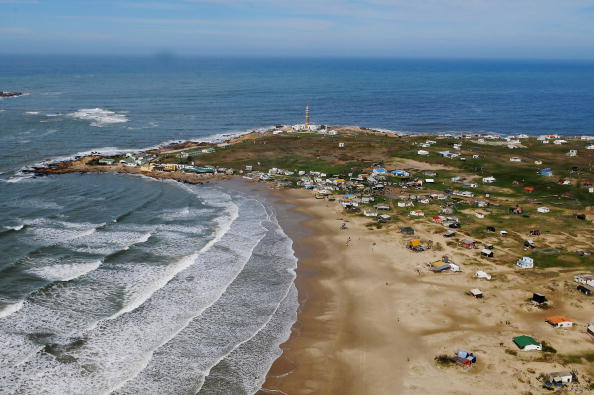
top-left (27, 260), bottom-right (102, 282)
top-left (0, 195), bottom-right (270, 393)
top-left (67, 108), bottom-right (128, 127)
top-left (25, 111), bottom-right (40, 115)
top-left (0, 301), bottom-right (24, 319)
top-left (3, 224), bottom-right (24, 231)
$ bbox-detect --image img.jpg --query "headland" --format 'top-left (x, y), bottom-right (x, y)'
top-left (34, 125), bottom-right (594, 393)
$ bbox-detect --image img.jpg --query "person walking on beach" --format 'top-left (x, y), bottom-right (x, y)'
top-left (346, 236), bottom-right (351, 246)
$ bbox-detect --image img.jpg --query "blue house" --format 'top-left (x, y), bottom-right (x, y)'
top-left (540, 168), bottom-right (553, 177)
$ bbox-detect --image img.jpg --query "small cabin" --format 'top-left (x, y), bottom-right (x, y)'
top-left (513, 335), bottom-right (542, 351)
top-left (460, 239), bottom-right (476, 249)
top-left (480, 249), bottom-right (494, 258)
top-left (532, 293), bottom-right (547, 304)
top-left (469, 288), bottom-right (483, 298)
top-left (545, 316), bottom-right (573, 328)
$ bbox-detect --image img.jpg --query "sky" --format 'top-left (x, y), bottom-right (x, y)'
top-left (2, 0), bottom-right (594, 59)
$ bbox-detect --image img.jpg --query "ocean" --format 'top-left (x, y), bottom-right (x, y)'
top-left (1, 56), bottom-right (594, 394)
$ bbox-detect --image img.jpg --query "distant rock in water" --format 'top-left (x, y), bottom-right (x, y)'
top-left (0, 91), bottom-right (23, 97)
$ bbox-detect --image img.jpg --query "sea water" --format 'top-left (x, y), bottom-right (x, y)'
top-left (1, 56), bottom-right (594, 394)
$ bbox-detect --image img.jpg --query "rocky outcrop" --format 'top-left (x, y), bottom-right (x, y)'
top-left (0, 91), bottom-right (23, 97)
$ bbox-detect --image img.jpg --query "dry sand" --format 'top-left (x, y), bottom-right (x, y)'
top-left (260, 189), bottom-right (594, 395)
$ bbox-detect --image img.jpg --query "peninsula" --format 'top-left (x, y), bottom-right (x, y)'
top-left (34, 125), bottom-right (594, 393)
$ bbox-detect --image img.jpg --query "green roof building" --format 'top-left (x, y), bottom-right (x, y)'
top-left (513, 335), bottom-right (541, 351)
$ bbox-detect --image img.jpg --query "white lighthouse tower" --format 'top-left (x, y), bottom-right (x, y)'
top-left (305, 104), bottom-right (310, 130)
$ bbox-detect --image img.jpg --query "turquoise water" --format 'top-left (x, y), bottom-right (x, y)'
top-left (1, 56), bottom-right (594, 393)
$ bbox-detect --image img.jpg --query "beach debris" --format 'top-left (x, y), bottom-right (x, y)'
top-left (454, 350), bottom-right (477, 367)
top-left (468, 288), bottom-right (483, 298)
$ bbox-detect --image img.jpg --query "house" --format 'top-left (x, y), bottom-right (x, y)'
top-left (443, 230), bottom-right (456, 238)
top-left (510, 157), bottom-right (522, 162)
top-left (567, 150), bottom-right (577, 157)
top-left (417, 150), bottom-right (429, 155)
top-left (553, 139), bottom-right (568, 144)
top-left (545, 316), bottom-right (573, 328)
top-left (459, 239), bottom-right (477, 249)
top-left (513, 335), bottom-right (542, 351)
top-left (574, 274), bottom-right (594, 287)
top-left (516, 256), bottom-right (534, 269)
top-left (469, 288), bottom-right (483, 298)
top-left (363, 209), bottom-right (378, 217)
top-left (98, 158), bottom-right (115, 165)
top-left (537, 207), bottom-right (550, 213)
top-left (480, 249), bottom-right (494, 258)
top-left (391, 169), bottom-right (410, 177)
top-left (408, 239), bottom-right (425, 252)
top-left (375, 204), bottom-right (390, 210)
top-left (482, 176), bottom-right (496, 183)
top-left (548, 372), bottom-right (573, 385)
top-left (577, 284), bottom-right (594, 295)
top-left (162, 163), bottom-right (177, 171)
top-left (409, 210), bottom-right (424, 217)
top-left (532, 293), bottom-right (547, 304)
top-left (120, 157), bottom-right (136, 166)
top-left (338, 142), bottom-right (345, 148)
top-left (534, 160), bottom-right (543, 165)
top-left (474, 212), bottom-right (485, 219)
top-left (540, 168), bottom-right (553, 177)
top-left (475, 271), bottom-right (492, 280)
top-left (378, 214), bottom-right (391, 222)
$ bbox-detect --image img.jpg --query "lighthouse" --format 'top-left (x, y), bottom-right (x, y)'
top-left (305, 105), bottom-right (310, 129)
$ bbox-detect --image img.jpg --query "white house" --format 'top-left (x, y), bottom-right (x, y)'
top-left (537, 207), bottom-right (550, 213)
top-left (553, 139), bottom-right (568, 144)
top-left (545, 316), bottom-right (573, 328)
top-left (587, 144), bottom-right (594, 150)
top-left (510, 157), bottom-right (522, 162)
top-left (516, 256), bottom-right (534, 269)
top-left (417, 150), bottom-right (429, 155)
top-left (482, 176), bottom-right (496, 183)
top-left (409, 210), bottom-right (424, 216)
top-left (338, 142), bottom-right (345, 148)
top-left (567, 150), bottom-right (577, 157)
top-left (574, 274), bottom-right (594, 287)
top-left (548, 372), bottom-right (573, 385)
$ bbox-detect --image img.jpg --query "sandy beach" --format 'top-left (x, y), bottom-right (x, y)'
top-left (259, 188), bottom-right (594, 395)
